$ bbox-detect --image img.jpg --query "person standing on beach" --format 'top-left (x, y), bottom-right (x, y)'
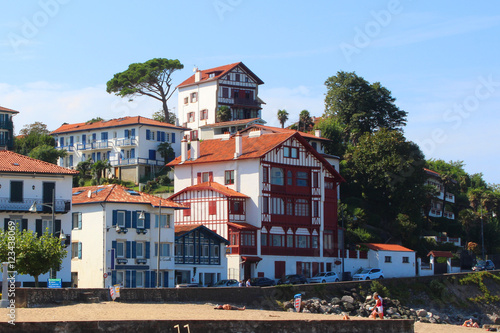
top-left (371, 292), bottom-right (384, 319)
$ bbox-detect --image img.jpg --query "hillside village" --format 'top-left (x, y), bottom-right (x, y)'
top-left (0, 61), bottom-right (499, 289)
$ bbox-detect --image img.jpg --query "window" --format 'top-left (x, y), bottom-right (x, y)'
top-left (271, 234), bottom-right (284, 247)
top-left (136, 213), bottom-right (145, 229)
top-left (230, 200), bottom-right (243, 214)
top-left (385, 256), bottom-right (392, 263)
top-left (222, 87), bottom-right (229, 98)
top-left (190, 92), bottom-right (197, 103)
top-left (261, 233), bottom-right (267, 246)
top-left (10, 181), bottom-right (23, 203)
top-left (71, 242), bottom-right (82, 259)
top-left (270, 167), bottom-right (284, 185)
top-left (283, 146), bottom-right (298, 158)
top-left (296, 235), bottom-right (310, 248)
top-left (116, 241), bottom-right (125, 258)
top-left (224, 170), bottom-right (234, 185)
top-left (184, 97), bottom-right (188, 104)
top-left (312, 172), bottom-right (319, 188)
top-left (312, 236), bottom-right (319, 249)
top-left (235, 74), bottom-right (240, 82)
top-left (136, 242), bottom-right (144, 258)
top-left (200, 109), bottom-right (208, 120)
top-left (187, 112), bottom-right (195, 123)
top-left (209, 201), bottom-right (217, 215)
top-left (201, 172), bottom-right (211, 182)
top-left (116, 271), bottom-right (124, 286)
top-left (156, 214), bottom-right (171, 228)
top-left (402, 257), bottom-right (409, 263)
top-left (263, 166), bottom-right (269, 183)
top-left (241, 231), bottom-right (255, 246)
top-left (296, 171), bottom-right (308, 187)
top-left (323, 234), bottom-right (333, 250)
top-left (287, 234), bottom-right (294, 247)
top-left (156, 243), bottom-right (170, 257)
top-left (72, 212), bottom-right (82, 230)
top-left (312, 201), bottom-right (319, 218)
top-left (233, 89), bottom-right (239, 98)
top-left (295, 199), bottom-right (309, 216)
top-left (136, 271), bottom-right (144, 287)
top-left (262, 197), bottom-right (269, 214)
top-left (42, 218), bottom-right (53, 235)
top-left (116, 211), bottom-right (126, 227)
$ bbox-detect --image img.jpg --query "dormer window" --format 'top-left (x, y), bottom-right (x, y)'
top-left (209, 73), bottom-right (215, 78)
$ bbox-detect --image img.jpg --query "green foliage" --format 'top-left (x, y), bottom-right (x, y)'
top-left (370, 280), bottom-right (390, 298)
top-left (14, 121), bottom-right (56, 156)
top-left (106, 58), bottom-right (183, 124)
top-left (298, 110), bottom-right (313, 132)
top-left (91, 159), bottom-right (111, 183)
top-left (459, 272), bottom-right (500, 304)
top-left (28, 144), bottom-right (67, 164)
top-left (217, 106), bottom-right (231, 122)
top-left (314, 117), bottom-right (346, 156)
top-left (0, 227), bottom-right (67, 287)
top-left (157, 142), bottom-right (175, 163)
top-left (85, 117), bottom-right (104, 125)
top-left (152, 110), bottom-right (177, 124)
top-left (277, 109), bottom-right (289, 128)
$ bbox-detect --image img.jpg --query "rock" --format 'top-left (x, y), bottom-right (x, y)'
top-left (416, 309), bottom-right (427, 317)
top-left (420, 317), bottom-right (430, 323)
top-left (318, 305), bottom-right (330, 314)
top-left (341, 295), bottom-right (355, 304)
top-left (331, 297), bottom-right (341, 305)
top-left (283, 301), bottom-right (294, 310)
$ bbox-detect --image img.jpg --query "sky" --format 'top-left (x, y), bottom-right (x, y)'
top-left (1, 1), bottom-right (499, 183)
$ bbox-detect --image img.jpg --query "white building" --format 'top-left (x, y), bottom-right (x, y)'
top-left (177, 62), bottom-right (265, 140)
top-left (0, 105), bottom-right (18, 151)
top-left (168, 129), bottom-right (344, 281)
top-left (71, 184), bottom-right (186, 288)
top-left (424, 168), bottom-right (456, 220)
top-left (0, 150), bottom-right (78, 286)
top-left (363, 243), bottom-right (416, 278)
top-left (51, 116), bottom-right (186, 184)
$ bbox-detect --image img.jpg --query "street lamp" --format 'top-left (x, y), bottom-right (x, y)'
top-left (157, 199), bottom-right (162, 288)
top-left (29, 190), bottom-right (66, 242)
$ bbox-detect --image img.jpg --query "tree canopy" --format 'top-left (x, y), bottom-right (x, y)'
top-left (217, 106), bottom-right (231, 123)
top-left (324, 71), bottom-right (407, 143)
top-left (277, 109), bottom-right (289, 128)
top-left (29, 144), bottom-right (67, 164)
top-left (106, 58), bottom-right (184, 124)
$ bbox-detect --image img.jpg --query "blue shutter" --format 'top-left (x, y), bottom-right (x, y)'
top-left (131, 128), bottom-right (135, 138)
top-left (151, 271), bottom-right (156, 288)
top-left (78, 213), bottom-right (82, 229)
top-left (145, 271), bottom-right (150, 288)
top-left (92, 152), bottom-right (96, 161)
top-left (96, 152), bottom-right (101, 161)
top-left (161, 132), bottom-right (165, 142)
top-left (131, 148), bottom-right (135, 159)
top-left (35, 219), bottom-right (42, 237)
top-left (112, 271), bottom-right (117, 286)
top-left (70, 136), bottom-right (74, 145)
top-left (145, 213), bottom-right (150, 229)
top-left (132, 211), bottom-right (137, 229)
top-left (69, 155), bottom-right (73, 167)
top-left (146, 129), bottom-right (151, 140)
top-left (163, 271), bottom-right (168, 287)
top-left (82, 134), bottom-right (86, 144)
top-left (125, 211), bottom-right (131, 228)
top-left (155, 214), bottom-right (159, 228)
top-left (125, 129), bottom-right (129, 139)
top-left (145, 242), bottom-right (150, 259)
top-left (78, 242), bottom-right (82, 259)
top-left (112, 240), bottom-right (117, 251)
top-left (125, 271), bottom-right (131, 288)
top-left (112, 210), bottom-right (117, 226)
top-left (126, 241), bottom-right (131, 258)
top-left (132, 241), bottom-right (137, 259)
top-left (101, 132), bottom-right (108, 140)
top-left (132, 270), bottom-right (137, 288)
top-left (59, 137), bottom-right (64, 147)
top-left (171, 133), bottom-right (175, 143)
top-left (92, 133), bottom-right (96, 141)
top-left (149, 149), bottom-right (156, 160)
top-left (157, 131), bottom-right (161, 141)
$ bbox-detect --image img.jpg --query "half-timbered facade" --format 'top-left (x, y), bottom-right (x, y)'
top-left (177, 62), bottom-right (265, 140)
top-left (168, 130), bottom-right (344, 281)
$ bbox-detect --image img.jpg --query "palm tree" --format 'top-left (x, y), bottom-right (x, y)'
top-left (299, 110), bottom-right (313, 132)
top-left (91, 160), bottom-right (111, 184)
top-left (277, 109), bottom-right (289, 128)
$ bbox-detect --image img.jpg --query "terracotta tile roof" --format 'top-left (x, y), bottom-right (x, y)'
top-left (169, 181), bottom-right (249, 200)
top-left (0, 105), bottom-right (19, 113)
top-left (175, 224), bottom-right (229, 244)
top-left (241, 124), bottom-right (331, 141)
top-left (72, 184), bottom-right (186, 209)
top-left (51, 116), bottom-right (186, 135)
top-left (0, 150), bottom-right (79, 175)
top-left (199, 118), bottom-right (265, 129)
top-left (424, 168), bottom-right (441, 177)
top-left (227, 222), bottom-right (259, 230)
top-left (427, 250), bottom-right (453, 258)
top-left (177, 62), bottom-right (264, 88)
top-left (364, 243), bottom-right (414, 252)
top-left (168, 131), bottom-right (344, 182)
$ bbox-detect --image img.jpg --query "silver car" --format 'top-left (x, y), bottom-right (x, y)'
top-left (352, 268), bottom-right (384, 280)
top-left (308, 272), bottom-right (340, 283)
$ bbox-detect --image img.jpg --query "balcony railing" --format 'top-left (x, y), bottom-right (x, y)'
top-left (0, 197), bottom-right (71, 213)
top-left (109, 158), bottom-right (165, 167)
top-left (233, 98), bottom-right (260, 107)
top-left (115, 138), bottom-right (136, 147)
top-left (72, 138), bottom-right (137, 151)
top-left (0, 120), bottom-right (14, 130)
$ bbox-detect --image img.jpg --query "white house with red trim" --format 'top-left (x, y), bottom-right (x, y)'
top-left (71, 184), bottom-right (186, 288)
top-left (361, 243), bottom-right (416, 278)
top-left (51, 116), bottom-right (186, 183)
top-left (0, 150), bottom-right (78, 287)
top-left (177, 62), bottom-right (265, 140)
top-left (168, 129), bottom-right (344, 281)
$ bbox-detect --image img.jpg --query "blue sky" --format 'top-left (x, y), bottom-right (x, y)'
top-left (1, 1), bottom-right (499, 183)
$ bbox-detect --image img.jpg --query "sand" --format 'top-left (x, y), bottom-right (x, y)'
top-left (0, 302), bottom-right (483, 332)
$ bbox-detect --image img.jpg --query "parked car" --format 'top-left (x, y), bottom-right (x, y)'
top-left (472, 260), bottom-right (495, 271)
top-left (249, 277), bottom-right (276, 287)
top-left (352, 268), bottom-right (384, 280)
top-left (277, 274), bottom-right (308, 285)
top-left (308, 271), bottom-right (340, 283)
top-left (212, 279), bottom-right (240, 287)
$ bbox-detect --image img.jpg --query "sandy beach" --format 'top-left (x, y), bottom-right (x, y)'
top-left (0, 302), bottom-right (484, 332)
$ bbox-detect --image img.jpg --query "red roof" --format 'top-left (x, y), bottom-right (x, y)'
top-left (364, 243), bottom-right (414, 252)
top-left (72, 184), bottom-right (186, 208)
top-left (51, 116), bottom-right (185, 135)
top-left (0, 150), bottom-right (78, 175)
top-left (168, 131), bottom-right (344, 182)
top-left (227, 222), bottom-right (259, 230)
top-left (177, 62), bottom-right (264, 88)
top-left (240, 124), bottom-right (331, 141)
top-left (427, 250), bottom-right (453, 258)
top-left (0, 106), bottom-right (19, 113)
top-left (169, 181), bottom-right (249, 200)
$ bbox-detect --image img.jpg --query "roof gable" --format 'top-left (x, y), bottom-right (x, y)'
top-left (169, 181), bottom-right (249, 200)
top-left (175, 224), bottom-right (229, 244)
top-left (0, 150), bottom-right (79, 175)
top-left (177, 62), bottom-right (264, 88)
top-left (51, 116), bottom-right (185, 135)
top-left (0, 105), bottom-right (19, 113)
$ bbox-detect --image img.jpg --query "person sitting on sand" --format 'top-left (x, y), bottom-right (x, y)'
top-left (214, 304), bottom-right (246, 311)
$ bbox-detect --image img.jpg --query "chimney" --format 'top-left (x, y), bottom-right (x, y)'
top-left (315, 129), bottom-right (322, 138)
top-left (194, 68), bottom-right (201, 82)
top-left (234, 131), bottom-right (242, 159)
top-left (191, 139), bottom-right (200, 160)
top-left (181, 136), bottom-right (188, 162)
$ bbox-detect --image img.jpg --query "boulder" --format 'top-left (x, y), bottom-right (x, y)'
top-left (416, 309), bottom-right (427, 317)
